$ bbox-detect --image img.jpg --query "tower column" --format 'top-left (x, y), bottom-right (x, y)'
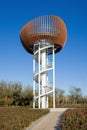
top-left (53, 46), bottom-right (55, 108)
top-left (41, 50), bottom-right (47, 108)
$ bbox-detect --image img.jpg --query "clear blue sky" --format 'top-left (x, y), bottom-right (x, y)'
top-left (0, 0), bottom-right (87, 96)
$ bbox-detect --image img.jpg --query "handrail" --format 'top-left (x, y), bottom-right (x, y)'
top-left (35, 90), bottom-right (53, 99)
top-left (34, 44), bottom-right (53, 55)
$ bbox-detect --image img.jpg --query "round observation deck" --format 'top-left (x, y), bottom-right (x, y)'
top-left (20, 15), bottom-right (67, 54)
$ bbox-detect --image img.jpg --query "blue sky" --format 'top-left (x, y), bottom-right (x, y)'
top-left (0, 0), bottom-right (87, 96)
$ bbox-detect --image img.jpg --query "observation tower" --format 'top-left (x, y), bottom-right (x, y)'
top-left (20, 15), bottom-right (67, 108)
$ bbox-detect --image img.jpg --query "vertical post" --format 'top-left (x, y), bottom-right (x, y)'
top-left (38, 42), bottom-right (40, 108)
top-left (46, 95), bottom-right (48, 108)
top-left (53, 45), bottom-right (55, 108)
top-left (33, 58), bottom-right (35, 108)
top-left (41, 49), bottom-right (47, 108)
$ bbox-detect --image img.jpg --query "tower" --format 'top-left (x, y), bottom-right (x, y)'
top-left (20, 15), bottom-right (67, 108)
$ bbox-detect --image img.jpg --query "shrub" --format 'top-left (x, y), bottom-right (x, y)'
top-left (0, 106), bottom-right (49, 130)
top-left (61, 107), bottom-right (87, 130)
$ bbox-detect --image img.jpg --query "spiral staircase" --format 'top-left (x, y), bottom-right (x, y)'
top-left (33, 40), bottom-right (55, 108)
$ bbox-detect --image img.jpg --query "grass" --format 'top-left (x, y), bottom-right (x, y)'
top-left (0, 106), bottom-right (49, 130)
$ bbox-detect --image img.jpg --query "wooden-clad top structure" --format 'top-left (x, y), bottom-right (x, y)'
top-left (20, 15), bottom-right (67, 54)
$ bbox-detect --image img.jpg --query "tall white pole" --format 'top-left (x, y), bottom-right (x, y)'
top-left (41, 50), bottom-right (47, 108)
top-left (53, 45), bottom-right (55, 108)
top-left (38, 42), bottom-right (40, 108)
top-left (33, 58), bottom-right (35, 108)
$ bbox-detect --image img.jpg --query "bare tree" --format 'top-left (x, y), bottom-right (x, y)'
top-left (69, 86), bottom-right (82, 104)
top-left (55, 88), bottom-right (65, 106)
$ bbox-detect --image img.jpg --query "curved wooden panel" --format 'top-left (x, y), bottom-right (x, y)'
top-left (20, 15), bottom-right (67, 54)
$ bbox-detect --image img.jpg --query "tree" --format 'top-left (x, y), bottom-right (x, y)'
top-left (0, 81), bottom-right (8, 105)
top-left (69, 86), bottom-right (82, 104)
top-left (55, 88), bottom-right (65, 106)
top-left (8, 82), bottom-right (22, 106)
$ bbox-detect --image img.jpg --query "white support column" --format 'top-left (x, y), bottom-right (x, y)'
top-left (33, 58), bottom-right (35, 108)
top-left (38, 43), bottom-right (40, 108)
top-left (41, 50), bottom-right (47, 108)
top-left (46, 75), bottom-right (48, 108)
top-left (53, 45), bottom-right (55, 108)
top-left (46, 95), bottom-right (48, 108)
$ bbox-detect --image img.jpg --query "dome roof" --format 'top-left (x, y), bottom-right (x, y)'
top-left (20, 15), bottom-right (67, 54)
